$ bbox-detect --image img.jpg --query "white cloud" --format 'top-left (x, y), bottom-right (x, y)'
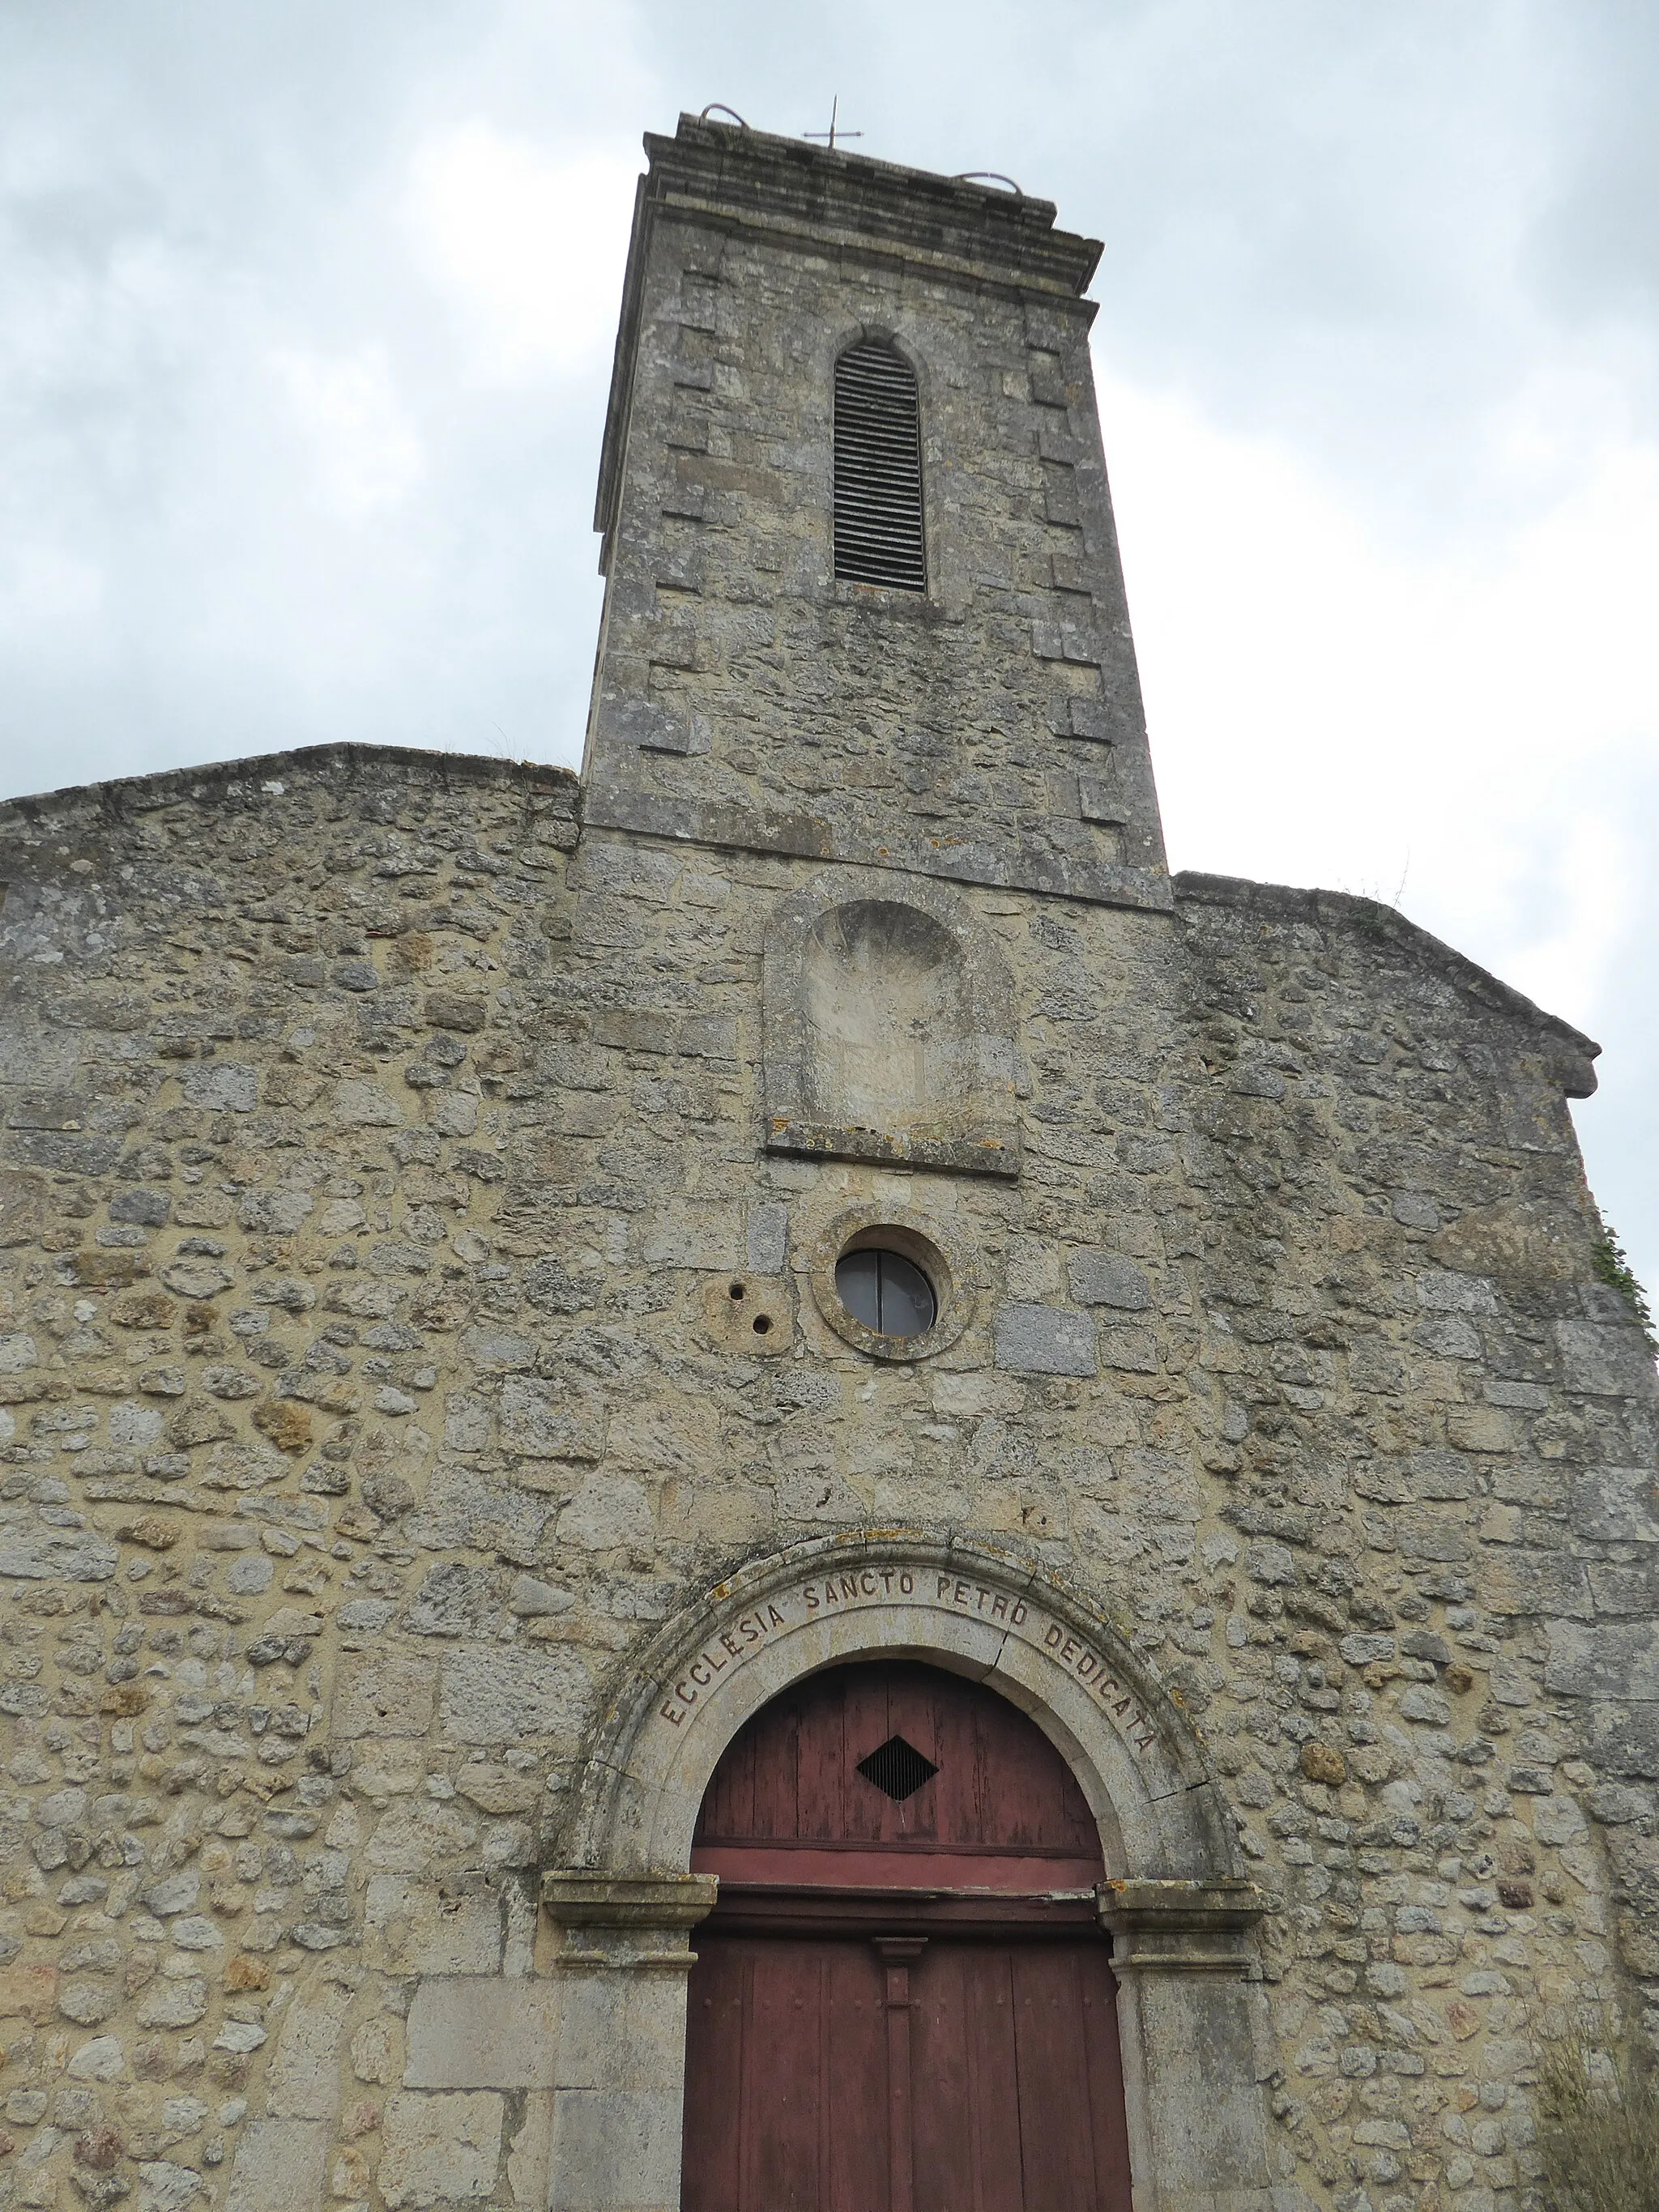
top-left (1101, 364), bottom-right (1659, 1043)
top-left (274, 346), bottom-right (425, 516)
top-left (411, 125), bottom-right (638, 377)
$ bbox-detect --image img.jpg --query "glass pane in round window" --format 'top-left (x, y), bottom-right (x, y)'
top-left (834, 1248), bottom-right (936, 1338)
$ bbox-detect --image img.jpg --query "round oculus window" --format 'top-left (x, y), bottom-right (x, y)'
top-left (834, 1247), bottom-right (937, 1340)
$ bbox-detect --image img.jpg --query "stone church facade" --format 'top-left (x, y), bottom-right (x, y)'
top-left (0, 112), bottom-right (1655, 2212)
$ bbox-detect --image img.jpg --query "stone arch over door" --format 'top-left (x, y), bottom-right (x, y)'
top-left (761, 868), bottom-right (1022, 1176)
top-left (542, 1533), bottom-right (1278, 2212)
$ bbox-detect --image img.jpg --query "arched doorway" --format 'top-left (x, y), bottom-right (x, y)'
top-left (680, 1659), bottom-right (1135, 2210)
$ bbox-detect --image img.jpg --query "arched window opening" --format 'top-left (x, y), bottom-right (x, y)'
top-left (834, 341), bottom-right (927, 590)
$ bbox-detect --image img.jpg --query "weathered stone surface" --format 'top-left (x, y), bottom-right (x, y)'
top-left (439, 1646), bottom-right (592, 1745)
top-left (378, 2091), bottom-right (504, 2208)
top-left (334, 1652), bottom-right (437, 1739)
top-left (1546, 1618), bottom-right (1659, 1702)
top-left (993, 1303), bottom-right (1098, 1376)
top-left (404, 1978), bottom-right (561, 2088)
top-left (224, 2121), bottom-right (330, 2212)
top-left (1066, 1249), bottom-right (1154, 1309)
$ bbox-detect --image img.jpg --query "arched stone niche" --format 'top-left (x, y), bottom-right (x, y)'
top-left (539, 1533), bottom-right (1278, 2212)
top-left (761, 867), bottom-right (1021, 1175)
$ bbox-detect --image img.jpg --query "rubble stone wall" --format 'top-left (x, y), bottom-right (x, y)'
top-left (0, 743), bottom-right (1653, 2212)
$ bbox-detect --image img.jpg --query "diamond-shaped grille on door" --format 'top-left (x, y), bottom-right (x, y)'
top-left (856, 1734), bottom-right (939, 1801)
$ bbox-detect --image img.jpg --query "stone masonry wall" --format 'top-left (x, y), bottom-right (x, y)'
top-left (0, 744), bottom-right (1655, 2212)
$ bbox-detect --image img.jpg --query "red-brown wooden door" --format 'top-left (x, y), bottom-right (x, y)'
top-left (681, 1663), bottom-right (1135, 2212)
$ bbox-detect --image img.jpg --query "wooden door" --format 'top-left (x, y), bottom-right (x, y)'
top-left (681, 1663), bottom-right (1134, 2212)
top-left (684, 1930), bottom-right (1133, 2212)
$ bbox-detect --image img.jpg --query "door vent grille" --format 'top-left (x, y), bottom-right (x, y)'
top-left (834, 343), bottom-right (927, 591)
top-left (856, 1734), bottom-right (939, 1802)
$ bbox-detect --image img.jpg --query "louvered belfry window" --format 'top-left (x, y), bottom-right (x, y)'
top-left (834, 341), bottom-right (927, 590)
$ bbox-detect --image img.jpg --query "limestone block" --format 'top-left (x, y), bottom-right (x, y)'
top-left (548, 2086), bottom-right (685, 2212)
top-left (1484, 1550), bottom-right (1593, 1619)
top-left (366, 1800), bottom-right (482, 1876)
top-left (440, 1643), bottom-right (593, 1745)
top-left (266, 1980), bottom-right (352, 2117)
top-left (0, 1522), bottom-right (117, 1580)
top-left (1533, 1794), bottom-right (1589, 1847)
top-left (556, 1474), bottom-right (652, 1551)
top-left (1395, 1509), bottom-right (1471, 1563)
top-left (641, 1210), bottom-right (742, 1269)
top-left (1067, 1249), bottom-right (1152, 1309)
top-left (380, 2090), bottom-right (505, 2209)
top-left (224, 2119), bottom-right (330, 2212)
top-left (506, 2091), bottom-right (556, 2207)
top-left (500, 1375), bottom-right (603, 1460)
top-left (1571, 1464), bottom-right (1659, 1545)
top-left (66, 2035), bottom-right (124, 2079)
top-left (993, 1302), bottom-right (1098, 1376)
top-left (134, 2163), bottom-right (206, 2212)
top-left (181, 1062), bottom-right (258, 1112)
top-left (552, 1967), bottom-right (693, 2093)
top-left (1546, 1619), bottom-right (1659, 1701)
top-left (1101, 1325), bottom-right (1158, 1374)
top-left (335, 1652), bottom-right (437, 1740)
top-left (1120, 1447), bottom-right (1202, 1522)
top-left (404, 1975), bottom-right (561, 2088)
top-left (1555, 1319), bottom-right (1655, 1397)
top-left (1117, 1971), bottom-right (1275, 2206)
top-left (745, 1202), bottom-right (788, 1274)
top-left (333, 1079), bottom-right (403, 1127)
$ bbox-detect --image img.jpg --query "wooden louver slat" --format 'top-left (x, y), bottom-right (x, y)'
top-left (834, 342), bottom-right (926, 590)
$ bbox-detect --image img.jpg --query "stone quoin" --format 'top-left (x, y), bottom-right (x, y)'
top-left (0, 108), bottom-right (1654, 2212)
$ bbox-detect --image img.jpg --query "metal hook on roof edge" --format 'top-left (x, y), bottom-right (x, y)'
top-left (700, 104), bottom-right (751, 128)
top-left (954, 171), bottom-right (1024, 194)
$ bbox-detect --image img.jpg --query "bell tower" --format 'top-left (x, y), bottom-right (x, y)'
top-left (583, 113), bottom-right (1170, 911)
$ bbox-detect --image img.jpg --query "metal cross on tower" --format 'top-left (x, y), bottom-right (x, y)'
top-left (805, 96), bottom-right (861, 152)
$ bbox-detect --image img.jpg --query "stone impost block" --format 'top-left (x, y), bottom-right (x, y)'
top-left (540, 1871), bottom-right (718, 1933)
top-left (1097, 1877), bottom-right (1269, 1975)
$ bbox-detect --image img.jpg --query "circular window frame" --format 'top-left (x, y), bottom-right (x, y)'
top-left (806, 1206), bottom-right (974, 1362)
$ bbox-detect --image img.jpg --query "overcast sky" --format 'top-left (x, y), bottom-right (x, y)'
top-left (3, 1), bottom-right (1655, 1294)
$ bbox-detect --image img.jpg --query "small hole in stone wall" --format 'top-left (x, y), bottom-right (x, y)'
top-left (752, 1315), bottom-right (772, 1335)
top-left (728, 1282), bottom-right (745, 1300)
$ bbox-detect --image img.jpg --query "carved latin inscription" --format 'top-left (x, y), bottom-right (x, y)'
top-left (655, 1566), bottom-right (1158, 1753)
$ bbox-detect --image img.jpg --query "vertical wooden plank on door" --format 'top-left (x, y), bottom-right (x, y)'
top-left (1079, 1948), bottom-right (1137, 2211)
top-left (826, 1941), bottom-right (889, 2212)
top-left (681, 1933), bottom-right (744, 2212)
top-left (910, 1942), bottom-right (970, 2212)
top-left (842, 1667), bottom-right (896, 1842)
top-left (1011, 1946), bottom-right (1101, 2210)
top-left (745, 1941), bottom-right (825, 2210)
top-left (911, 1941), bottom-right (1026, 2212)
top-left (800, 1679), bottom-right (846, 1843)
